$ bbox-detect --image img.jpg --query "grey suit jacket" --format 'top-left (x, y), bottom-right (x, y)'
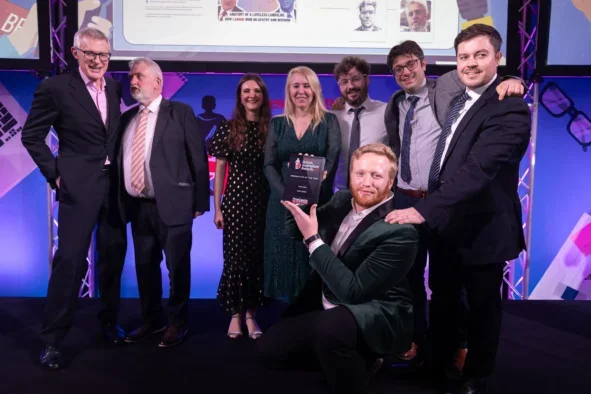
top-left (384, 70), bottom-right (464, 160)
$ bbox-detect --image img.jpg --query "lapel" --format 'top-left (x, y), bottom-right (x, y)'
top-left (323, 200), bottom-right (354, 247)
top-left (426, 79), bottom-right (440, 126)
top-left (337, 196), bottom-right (395, 257)
top-left (69, 70), bottom-right (104, 128)
top-left (105, 78), bottom-right (119, 134)
top-left (440, 77), bottom-right (500, 169)
top-left (152, 99), bottom-right (170, 150)
top-left (118, 106), bottom-right (139, 165)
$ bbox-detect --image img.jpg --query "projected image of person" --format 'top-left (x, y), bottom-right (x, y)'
top-left (273, 0), bottom-right (297, 19)
top-left (219, 0), bottom-right (245, 20)
top-left (354, 1), bottom-right (382, 31)
top-left (263, 66), bottom-right (341, 304)
top-left (400, 0), bottom-right (430, 32)
top-left (196, 96), bottom-right (227, 148)
top-left (209, 74), bottom-right (272, 340)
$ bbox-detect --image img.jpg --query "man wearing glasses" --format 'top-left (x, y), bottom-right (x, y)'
top-left (22, 27), bottom-right (127, 370)
top-left (383, 40), bottom-right (524, 366)
top-left (332, 56), bottom-right (388, 191)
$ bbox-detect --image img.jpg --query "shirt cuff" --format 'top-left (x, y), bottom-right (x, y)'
top-left (308, 239), bottom-right (325, 255)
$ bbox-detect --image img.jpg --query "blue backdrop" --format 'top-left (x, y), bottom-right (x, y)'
top-left (0, 70), bottom-right (589, 298)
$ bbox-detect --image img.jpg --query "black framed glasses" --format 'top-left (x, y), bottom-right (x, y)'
top-left (76, 47), bottom-right (111, 62)
top-left (391, 58), bottom-right (420, 75)
top-left (540, 81), bottom-right (591, 152)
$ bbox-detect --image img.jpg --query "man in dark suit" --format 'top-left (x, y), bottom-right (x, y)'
top-left (21, 27), bottom-right (128, 370)
top-left (218, 0), bottom-right (245, 20)
top-left (383, 41), bottom-right (524, 364)
top-left (118, 57), bottom-right (209, 348)
top-left (258, 144), bottom-right (418, 394)
top-left (273, 0), bottom-right (297, 19)
top-left (386, 25), bottom-right (531, 393)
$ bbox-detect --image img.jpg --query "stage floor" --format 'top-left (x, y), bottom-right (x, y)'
top-left (1, 298), bottom-right (590, 393)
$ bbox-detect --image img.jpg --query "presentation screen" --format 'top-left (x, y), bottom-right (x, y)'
top-left (83, 0), bottom-right (510, 66)
top-left (547, 0), bottom-right (591, 66)
top-left (0, 0), bottom-right (40, 60)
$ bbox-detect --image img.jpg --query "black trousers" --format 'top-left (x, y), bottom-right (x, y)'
top-left (40, 168), bottom-right (127, 344)
top-left (129, 198), bottom-right (192, 327)
top-left (257, 306), bottom-right (377, 394)
top-left (395, 189), bottom-right (430, 347)
top-left (429, 235), bottom-right (504, 380)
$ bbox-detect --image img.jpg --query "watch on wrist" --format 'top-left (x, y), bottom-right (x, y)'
top-left (303, 234), bottom-right (321, 247)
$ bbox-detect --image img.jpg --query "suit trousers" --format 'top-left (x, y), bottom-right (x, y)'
top-left (428, 234), bottom-right (504, 380)
top-left (129, 198), bottom-right (192, 327)
top-left (40, 167), bottom-right (127, 344)
top-left (257, 306), bottom-right (377, 394)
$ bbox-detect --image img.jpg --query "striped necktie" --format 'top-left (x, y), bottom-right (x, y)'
top-left (427, 91), bottom-right (471, 193)
top-left (130, 108), bottom-right (150, 194)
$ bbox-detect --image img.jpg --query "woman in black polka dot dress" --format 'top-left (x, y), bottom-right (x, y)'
top-left (209, 74), bottom-right (271, 339)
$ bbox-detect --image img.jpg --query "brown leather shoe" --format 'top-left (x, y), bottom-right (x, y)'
top-left (454, 348), bottom-right (468, 372)
top-left (125, 323), bottom-right (166, 343)
top-left (397, 342), bottom-right (418, 361)
top-left (158, 325), bottom-right (188, 348)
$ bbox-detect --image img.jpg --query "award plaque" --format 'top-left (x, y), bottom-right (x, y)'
top-left (282, 154), bottom-right (326, 205)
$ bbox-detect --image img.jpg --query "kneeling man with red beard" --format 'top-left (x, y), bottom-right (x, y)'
top-left (257, 143), bottom-right (418, 394)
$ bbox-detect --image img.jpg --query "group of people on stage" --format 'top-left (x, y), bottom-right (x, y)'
top-left (21, 21), bottom-right (531, 394)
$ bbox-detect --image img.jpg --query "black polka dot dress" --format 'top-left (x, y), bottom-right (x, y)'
top-left (209, 120), bottom-right (270, 314)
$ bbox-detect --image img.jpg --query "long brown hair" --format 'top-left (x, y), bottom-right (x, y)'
top-left (228, 74), bottom-right (271, 151)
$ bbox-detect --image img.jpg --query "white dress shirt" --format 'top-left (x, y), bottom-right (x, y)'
top-left (332, 97), bottom-right (388, 190)
top-left (123, 95), bottom-right (163, 198)
top-left (308, 192), bottom-right (395, 309)
top-left (439, 74), bottom-right (497, 170)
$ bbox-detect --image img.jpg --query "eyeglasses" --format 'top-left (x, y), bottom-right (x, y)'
top-left (540, 81), bottom-right (591, 152)
top-left (391, 59), bottom-right (420, 75)
top-left (337, 74), bottom-right (367, 87)
top-left (76, 47), bottom-right (111, 62)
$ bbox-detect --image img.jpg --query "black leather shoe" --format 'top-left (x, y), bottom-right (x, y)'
top-left (40, 344), bottom-right (62, 371)
top-left (101, 323), bottom-right (126, 345)
top-left (125, 323), bottom-right (166, 343)
top-left (158, 325), bottom-right (188, 348)
top-left (459, 378), bottom-right (486, 394)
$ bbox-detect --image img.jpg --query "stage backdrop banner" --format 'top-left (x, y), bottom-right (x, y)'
top-left (0, 71), bottom-right (589, 299)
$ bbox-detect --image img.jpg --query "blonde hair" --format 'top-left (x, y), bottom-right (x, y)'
top-left (284, 66), bottom-right (327, 129)
top-left (350, 143), bottom-right (398, 180)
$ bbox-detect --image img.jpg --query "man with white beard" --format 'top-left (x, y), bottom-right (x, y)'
top-left (118, 57), bottom-right (209, 348)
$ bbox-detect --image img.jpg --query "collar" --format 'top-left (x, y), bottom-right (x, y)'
top-left (345, 96), bottom-right (373, 113)
top-left (350, 191), bottom-right (394, 217)
top-left (79, 67), bottom-right (105, 92)
top-left (139, 94), bottom-right (163, 114)
top-left (404, 78), bottom-right (427, 100)
top-left (466, 73), bottom-right (497, 101)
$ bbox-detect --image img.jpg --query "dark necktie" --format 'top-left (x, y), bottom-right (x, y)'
top-left (427, 91), bottom-right (471, 193)
top-left (400, 95), bottom-right (420, 184)
top-left (219, 10), bottom-right (227, 20)
top-left (347, 106), bottom-right (365, 185)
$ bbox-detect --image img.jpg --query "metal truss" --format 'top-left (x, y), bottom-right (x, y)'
top-left (47, 0), bottom-right (95, 297)
top-left (504, 0), bottom-right (540, 300)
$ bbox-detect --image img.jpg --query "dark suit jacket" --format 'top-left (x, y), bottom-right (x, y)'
top-left (118, 99), bottom-right (210, 226)
top-left (284, 191), bottom-right (418, 355)
top-left (414, 77), bottom-right (531, 264)
top-left (21, 70), bottom-right (121, 207)
top-left (218, 5), bottom-right (245, 14)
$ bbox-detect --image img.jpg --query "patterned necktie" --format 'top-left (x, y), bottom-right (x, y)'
top-left (347, 106), bottom-right (365, 185)
top-left (400, 95), bottom-right (420, 184)
top-left (131, 108), bottom-right (150, 194)
top-left (427, 91), bottom-right (471, 193)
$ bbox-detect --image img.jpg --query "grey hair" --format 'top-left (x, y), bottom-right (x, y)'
top-left (73, 27), bottom-right (110, 48)
top-left (128, 57), bottom-right (164, 86)
top-left (359, 0), bottom-right (377, 11)
top-left (405, 0), bottom-right (429, 12)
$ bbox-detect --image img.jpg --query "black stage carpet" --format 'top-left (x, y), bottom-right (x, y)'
top-left (1, 298), bottom-right (590, 394)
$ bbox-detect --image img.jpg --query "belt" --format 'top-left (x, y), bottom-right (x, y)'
top-left (397, 187), bottom-right (428, 199)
